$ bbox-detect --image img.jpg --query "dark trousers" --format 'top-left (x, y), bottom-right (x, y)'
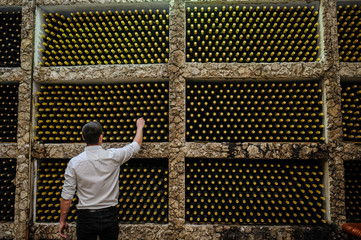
top-left (77, 206), bottom-right (119, 240)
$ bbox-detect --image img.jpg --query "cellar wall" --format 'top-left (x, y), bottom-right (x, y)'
top-left (0, 0), bottom-right (359, 239)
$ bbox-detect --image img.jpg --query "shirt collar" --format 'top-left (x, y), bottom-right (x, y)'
top-left (85, 145), bottom-right (103, 151)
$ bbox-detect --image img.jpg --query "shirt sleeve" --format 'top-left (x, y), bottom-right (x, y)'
top-left (110, 141), bottom-right (140, 165)
top-left (61, 160), bottom-right (77, 200)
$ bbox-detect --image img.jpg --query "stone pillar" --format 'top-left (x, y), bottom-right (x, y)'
top-left (168, 0), bottom-right (186, 237)
top-left (320, 0), bottom-right (346, 237)
top-left (0, 1), bottom-right (34, 239)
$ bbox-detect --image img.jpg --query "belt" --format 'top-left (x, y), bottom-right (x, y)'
top-left (78, 206), bottom-right (116, 213)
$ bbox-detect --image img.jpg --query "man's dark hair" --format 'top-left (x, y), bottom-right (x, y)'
top-left (82, 121), bottom-right (103, 145)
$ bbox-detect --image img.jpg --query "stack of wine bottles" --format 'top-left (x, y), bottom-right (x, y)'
top-left (0, 9), bottom-right (21, 67)
top-left (40, 7), bottom-right (169, 66)
top-left (341, 82), bottom-right (361, 141)
top-left (36, 159), bottom-right (77, 222)
top-left (35, 82), bottom-right (169, 143)
top-left (186, 4), bottom-right (320, 63)
top-left (0, 158), bottom-right (16, 221)
top-left (185, 158), bottom-right (326, 224)
top-left (344, 161), bottom-right (361, 222)
top-left (337, 3), bottom-right (361, 62)
top-left (186, 81), bottom-right (324, 142)
top-left (36, 158), bottom-right (168, 223)
top-left (118, 158), bottom-right (168, 223)
top-left (0, 84), bottom-right (18, 143)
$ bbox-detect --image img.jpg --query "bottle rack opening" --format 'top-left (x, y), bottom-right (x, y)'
top-left (341, 81), bottom-right (361, 142)
top-left (118, 158), bottom-right (168, 223)
top-left (0, 158), bottom-right (16, 222)
top-left (337, 2), bottom-right (361, 62)
top-left (186, 3), bottom-right (320, 63)
top-left (37, 3), bottom-right (169, 67)
top-left (35, 158), bottom-right (169, 223)
top-left (35, 82), bottom-right (169, 143)
top-left (0, 83), bottom-right (18, 143)
top-left (185, 158), bottom-right (326, 225)
top-left (344, 160), bottom-right (361, 223)
top-left (186, 80), bottom-right (324, 142)
top-left (0, 7), bottom-right (21, 68)
top-left (36, 159), bottom-right (78, 222)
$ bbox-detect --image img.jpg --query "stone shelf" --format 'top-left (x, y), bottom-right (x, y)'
top-left (29, 221), bottom-right (332, 239)
top-left (31, 142), bottom-right (169, 159)
top-left (33, 64), bottom-right (169, 83)
top-left (185, 142), bottom-right (328, 160)
top-left (340, 62), bottom-right (361, 79)
top-left (0, 222), bottom-right (14, 239)
top-left (183, 62), bottom-right (325, 80)
top-left (0, 143), bottom-right (19, 159)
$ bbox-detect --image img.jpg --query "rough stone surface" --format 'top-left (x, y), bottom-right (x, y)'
top-left (183, 62), bottom-right (324, 80)
top-left (34, 64), bottom-right (169, 83)
top-left (0, 144), bottom-right (18, 158)
top-left (0, 1), bottom-right (33, 240)
top-left (31, 142), bottom-right (169, 159)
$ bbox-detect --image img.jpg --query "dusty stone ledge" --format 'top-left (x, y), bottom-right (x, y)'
top-left (0, 0), bottom-right (30, 6)
top-left (0, 143), bottom-right (19, 158)
top-left (340, 62), bottom-right (361, 79)
top-left (0, 222), bottom-right (14, 239)
top-left (30, 222), bottom-right (172, 240)
top-left (183, 62), bottom-right (324, 80)
top-left (341, 143), bottom-right (361, 161)
top-left (29, 222), bottom-right (335, 240)
top-left (0, 68), bottom-right (27, 82)
top-left (31, 142), bottom-right (169, 159)
top-left (33, 64), bottom-right (169, 84)
top-left (186, 142), bottom-right (328, 160)
top-left (212, 224), bottom-right (334, 240)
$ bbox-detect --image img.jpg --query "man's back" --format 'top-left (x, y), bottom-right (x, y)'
top-left (62, 143), bottom-right (140, 209)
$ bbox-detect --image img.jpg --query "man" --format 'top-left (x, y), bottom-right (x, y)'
top-left (59, 117), bottom-right (145, 239)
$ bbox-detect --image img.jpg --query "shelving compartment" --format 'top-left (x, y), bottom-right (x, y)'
top-left (34, 82), bottom-right (169, 143)
top-left (341, 81), bottom-right (361, 141)
top-left (186, 80), bottom-right (324, 142)
top-left (35, 158), bottom-right (169, 224)
top-left (185, 158), bottom-right (327, 225)
top-left (0, 158), bottom-right (16, 222)
top-left (344, 160), bottom-right (361, 222)
top-left (0, 6), bottom-right (21, 67)
top-left (118, 158), bottom-right (169, 223)
top-left (185, 2), bottom-right (320, 63)
top-left (337, 1), bottom-right (361, 62)
top-left (35, 2), bottom-right (169, 67)
top-left (0, 83), bottom-right (18, 143)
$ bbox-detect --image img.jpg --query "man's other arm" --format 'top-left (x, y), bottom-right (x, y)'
top-left (59, 161), bottom-right (76, 238)
top-left (59, 198), bottom-right (71, 238)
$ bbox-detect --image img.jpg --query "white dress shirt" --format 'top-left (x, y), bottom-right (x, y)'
top-left (61, 142), bottom-right (140, 209)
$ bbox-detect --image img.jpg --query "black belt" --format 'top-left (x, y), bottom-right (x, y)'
top-left (78, 206), bottom-right (116, 213)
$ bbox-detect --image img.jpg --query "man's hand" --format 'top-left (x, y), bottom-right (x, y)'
top-left (136, 117), bottom-right (145, 129)
top-left (133, 118), bottom-right (145, 147)
top-left (59, 221), bottom-right (69, 238)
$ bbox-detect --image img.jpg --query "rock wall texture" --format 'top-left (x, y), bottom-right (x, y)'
top-left (0, 0), bottom-right (358, 239)
top-left (0, 0), bottom-right (33, 239)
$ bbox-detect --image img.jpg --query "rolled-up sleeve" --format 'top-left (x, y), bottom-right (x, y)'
top-left (61, 160), bottom-right (76, 200)
top-left (111, 141), bottom-right (140, 165)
